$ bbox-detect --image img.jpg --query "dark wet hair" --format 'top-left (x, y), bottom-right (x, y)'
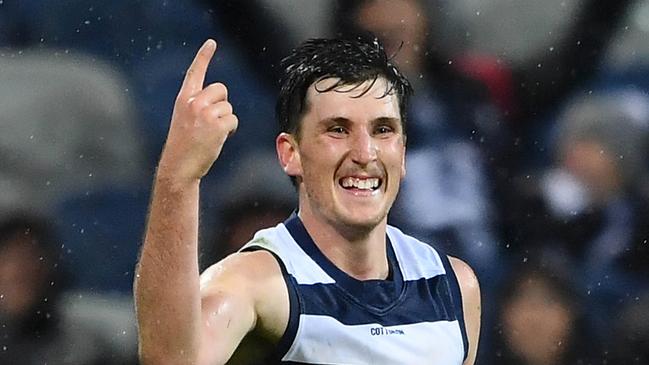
top-left (276, 36), bottom-right (412, 136)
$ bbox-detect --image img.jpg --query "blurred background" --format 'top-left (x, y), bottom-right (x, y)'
top-left (1, 0), bottom-right (648, 363)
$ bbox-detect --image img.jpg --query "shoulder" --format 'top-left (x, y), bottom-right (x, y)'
top-left (448, 257), bottom-right (480, 295)
top-left (448, 257), bottom-right (481, 365)
top-left (200, 250), bottom-right (284, 297)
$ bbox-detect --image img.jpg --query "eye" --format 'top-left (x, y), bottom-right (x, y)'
top-left (375, 125), bottom-right (394, 134)
top-left (328, 126), bottom-right (348, 134)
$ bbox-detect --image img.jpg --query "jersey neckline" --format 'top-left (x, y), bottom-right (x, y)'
top-left (283, 213), bottom-right (405, 313)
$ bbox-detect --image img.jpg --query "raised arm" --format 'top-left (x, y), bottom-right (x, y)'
top-left (133, 40), bottom-right (245, 365)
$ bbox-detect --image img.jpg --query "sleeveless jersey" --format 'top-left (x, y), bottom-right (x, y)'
top-left (241, 214), bottom-right (468, 364)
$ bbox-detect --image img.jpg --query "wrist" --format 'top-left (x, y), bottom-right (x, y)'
top-left (154, 165), bottom-right (201, 193)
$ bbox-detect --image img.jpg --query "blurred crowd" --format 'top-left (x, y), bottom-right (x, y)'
top-left (1, 0), bottom-right (649, 363)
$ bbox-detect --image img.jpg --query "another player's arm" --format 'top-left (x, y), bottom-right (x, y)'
top-left (449, 257), bottom-right (481, 365)
top-left (134, 40), bottom-right (244, 365)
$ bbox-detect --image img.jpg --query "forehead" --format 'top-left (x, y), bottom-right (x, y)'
top-left (304, 77), bottom-right (401, 121)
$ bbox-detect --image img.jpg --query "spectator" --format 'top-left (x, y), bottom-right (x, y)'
top-left (512, 90), bottom-right (649, 281)
top-left (491, 261), bottom-right (603, 365)
top-left (507, 89), bottom-right (649, 345)
top-left (0, 213), bottom-right (137, 364)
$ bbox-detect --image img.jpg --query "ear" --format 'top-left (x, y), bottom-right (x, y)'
top-left (276, 132), bottom-right (303, 177)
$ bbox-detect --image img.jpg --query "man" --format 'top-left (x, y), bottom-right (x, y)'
top-left (134, 37), bottom-right (480, 364)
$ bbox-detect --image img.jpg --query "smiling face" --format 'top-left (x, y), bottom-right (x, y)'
top-left (277, 77), bottom-right (406, 234)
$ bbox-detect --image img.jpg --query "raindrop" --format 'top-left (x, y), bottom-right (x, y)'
top-left (475, 11), bottom-right (480, 16)
top-left (84, 20), bottom-right (91, 25)
top-left (522, 257), bottom-right (528, 263)
top-left (549, 46), bottom-right (554, 52)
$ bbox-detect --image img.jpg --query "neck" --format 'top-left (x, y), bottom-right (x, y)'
top-left (298, 208), bottom-right (389, 281)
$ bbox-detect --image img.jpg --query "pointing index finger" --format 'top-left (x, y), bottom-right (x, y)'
top-left (181, 39), bottom-right (217, 97)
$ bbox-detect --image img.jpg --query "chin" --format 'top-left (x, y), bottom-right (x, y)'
top-left (333, 209), bottom-right (387, 234)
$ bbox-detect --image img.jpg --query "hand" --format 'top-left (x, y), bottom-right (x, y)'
top-left (158, 39), bottom-right (238, 184)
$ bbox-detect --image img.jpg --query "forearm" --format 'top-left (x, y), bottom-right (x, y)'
top-left (134, 173), bottom-right (202, 364)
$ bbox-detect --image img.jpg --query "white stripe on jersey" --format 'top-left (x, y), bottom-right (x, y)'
top-left (283, 314), bottom-right (464, 365)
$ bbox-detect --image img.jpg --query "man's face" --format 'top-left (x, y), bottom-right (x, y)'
top-left (283, 77), bottom-right (406, 232)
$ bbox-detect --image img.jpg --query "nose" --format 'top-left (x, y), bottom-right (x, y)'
top-left (350, 130), bottom-right (378, 165)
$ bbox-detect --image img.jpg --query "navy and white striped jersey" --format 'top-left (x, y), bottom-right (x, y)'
top-left (241, 214), bottom-right (468, 364)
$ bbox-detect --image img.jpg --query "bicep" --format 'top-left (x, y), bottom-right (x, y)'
top-left (449, 257), bottom-right (481, 365)
top-left (197, 266), bottom-right (258, 365)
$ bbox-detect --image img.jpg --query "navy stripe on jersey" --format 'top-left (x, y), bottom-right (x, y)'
top-left (298, 275), bottom-right (456, 326)
top-left (439, 253), bottom-right (469, 361)
top-left (284, 213), bottom-right (405, 311)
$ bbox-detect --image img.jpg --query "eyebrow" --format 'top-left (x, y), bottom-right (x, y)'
top-left (319, 116), bottom-right (401, 125)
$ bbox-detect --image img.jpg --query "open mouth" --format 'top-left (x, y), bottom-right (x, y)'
top-left (339, 176), bottom-right (382, 191)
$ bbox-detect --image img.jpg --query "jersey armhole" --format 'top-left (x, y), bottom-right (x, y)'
top-left (241, 245), bottom-right (300, 363)
top-left (439, 254), bottom-right (469, 361)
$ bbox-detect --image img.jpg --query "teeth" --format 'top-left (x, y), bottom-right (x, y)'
top-left (340, 177), bottom-right (380, 190)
